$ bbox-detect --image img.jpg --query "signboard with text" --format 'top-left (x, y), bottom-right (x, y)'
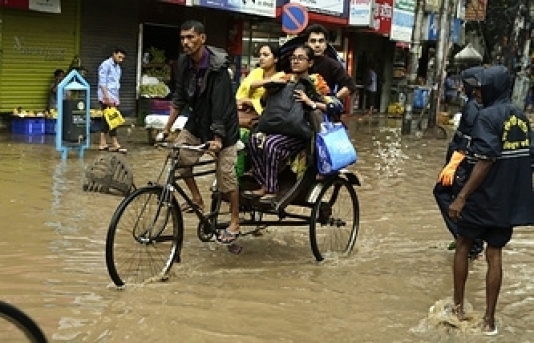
top-left (464, 0), bottom-right (487, 21)
top-left (390, 0), bottom-right (415, 43)
top-left (289, 0), bottom-right (344, 16)
top-left (0, 0), bottom-right (62, 13)
top-left (426, 13), bottom-right (461, 45)
top-left (198, 0), bottom-right (276, 17)
top-left (372, 0), bottom-right (393, 36)
top-left (349, 0), bottom-right (373, 27)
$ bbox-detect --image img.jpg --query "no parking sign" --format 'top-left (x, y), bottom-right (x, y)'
top-left (281, 3), bottom-right (309, 35)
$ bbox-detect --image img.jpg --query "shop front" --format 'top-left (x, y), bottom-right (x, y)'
top-left (78, 0), bottom-right (140, 116)
top-left (0, 0), bottom-right (81, 113)
top-left (347, 0), bottom-right (396, 113)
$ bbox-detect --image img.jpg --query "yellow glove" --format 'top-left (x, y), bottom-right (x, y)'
top-left (438, 151), bottom-right (465, 186)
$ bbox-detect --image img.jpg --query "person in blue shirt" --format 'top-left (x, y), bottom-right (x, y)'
top-left (434, 66), bottom-right (484, 258)
top-left (447, 65), bottom-right (534, 336)
top-left (443, 71), bottom-right (458, 113)
top-left (98, 47), bottom-right (127, 153)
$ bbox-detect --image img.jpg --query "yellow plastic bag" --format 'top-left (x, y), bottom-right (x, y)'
top-left (103, 106), bottom-right (125, 130)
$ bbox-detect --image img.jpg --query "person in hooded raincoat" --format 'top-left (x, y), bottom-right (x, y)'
top-left (433, 66), bottom-right (485, 257)
top-left (447, 65), bottom-right (534, 336)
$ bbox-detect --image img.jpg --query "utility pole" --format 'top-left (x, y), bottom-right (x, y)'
top-left (431, 0), bottom-right (453, 127)
top-left (407, 0), bottom-right (426, 84)
top-left (511, 0), bottom-right (532, 110)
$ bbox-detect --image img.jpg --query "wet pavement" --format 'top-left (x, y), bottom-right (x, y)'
top-left (1, 118), bottom-right (533, 342)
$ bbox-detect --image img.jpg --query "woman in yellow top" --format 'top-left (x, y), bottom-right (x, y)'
top-left (236, 43), bottom-right (284, 119)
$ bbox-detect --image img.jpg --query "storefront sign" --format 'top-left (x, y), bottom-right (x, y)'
top-left (29, 0), bottom-right (61, 13)
top-left (0, 0), bottom-right (61, 13)
top-left (465, 0), bottom-right (487, 21)
top-left (426, 13), bottom-right (461, 44)
top-left (372, 0), bottom-right (393, 36)
top-left (424, 0), bottom-right (441, 13)
top-left (198, 0), bottom-right (276, 18)
top-left (390, 0), bottom-right (415, 43)
top-left (349, 0), bottom-right (372, 27)
top-left (289, 0), bottom-right (344, 16)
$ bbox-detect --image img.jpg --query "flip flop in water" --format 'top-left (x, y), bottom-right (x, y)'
top-left (216, 228), bottom-right (240, 246)
top-left (482, 319), bottom-right (498, 336)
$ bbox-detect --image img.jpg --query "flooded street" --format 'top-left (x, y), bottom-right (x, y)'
top-left (1, 119), bottom-right (533, 342)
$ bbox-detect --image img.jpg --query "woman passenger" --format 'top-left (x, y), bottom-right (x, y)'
top-left (235, 43), bottom-right (284, 120)
top-left (244, 45), bottom-right (332, 201)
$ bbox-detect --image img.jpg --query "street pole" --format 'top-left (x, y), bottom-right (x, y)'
top-left (407, 0), bottom-right (426, 84)
top-left (402, 0), bottom-right (426, 135)
top-left (511, 0), bottom-right (532, 110)
top-left (431, 0), bottom-right (453, 127)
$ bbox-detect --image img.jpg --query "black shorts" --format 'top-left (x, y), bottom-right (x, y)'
top-left (365, 90), bottom-right (376, 108)
top-left (456, 225), bottom-right (513, 248)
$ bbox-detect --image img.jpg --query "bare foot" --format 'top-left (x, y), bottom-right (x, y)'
top-left (452, 304), bottom-right (465, 321)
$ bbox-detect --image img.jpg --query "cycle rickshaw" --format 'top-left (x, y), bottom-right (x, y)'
top-left (105, 39), bottom-right (361, 288)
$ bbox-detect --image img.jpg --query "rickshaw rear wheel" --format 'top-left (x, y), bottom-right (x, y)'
top-left (309, 176), bottom-right (360, 262)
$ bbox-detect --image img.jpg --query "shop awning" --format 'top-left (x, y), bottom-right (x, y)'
top-left (454, 43), bottom-right (483, 62)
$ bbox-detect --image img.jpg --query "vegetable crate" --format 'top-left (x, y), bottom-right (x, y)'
top-left (45, 118), bottom-right (57, 135)
top-left (11, 117), bottom-right (45, 135)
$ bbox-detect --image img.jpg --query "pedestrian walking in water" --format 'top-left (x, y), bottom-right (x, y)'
top-left (433, 66), bottom-right (484, 258)
top-left (447, 65), bottom-right (534, 336)
top-left (98, 47), bottom-right (127, 153)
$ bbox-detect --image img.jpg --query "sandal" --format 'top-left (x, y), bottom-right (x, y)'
top-left (216, 228), bottom-right (241, 246)
top-left (98, 145), bottom-right (109, 151)
top-left (109, 146), bottom-right (127, 154)
top-left (482, 317), bottom-right (498, 336)
top-left (180, 201), bottom-right (204, 214)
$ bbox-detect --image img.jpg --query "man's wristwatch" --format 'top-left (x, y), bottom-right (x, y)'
top-left (311, 102), bottom-right (317, 110)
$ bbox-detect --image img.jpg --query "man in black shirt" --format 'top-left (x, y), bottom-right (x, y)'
top-left (448, 66), bottom-right (534, 335)
top-left (302, 24), bottom-right (357, 101)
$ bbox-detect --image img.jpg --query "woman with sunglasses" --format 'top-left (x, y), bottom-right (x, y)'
top-left (244, 45), bottom-right (332, 201)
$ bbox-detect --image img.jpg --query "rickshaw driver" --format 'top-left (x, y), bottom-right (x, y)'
top-left (159, 20), bottom-right (241, 245)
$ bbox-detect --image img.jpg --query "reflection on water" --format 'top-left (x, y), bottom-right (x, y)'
top-left (0, 123), bottom-right (533, 342)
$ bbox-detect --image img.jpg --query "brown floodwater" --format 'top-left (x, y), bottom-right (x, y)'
top-left (0, 119), bottom-right (533, 342)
